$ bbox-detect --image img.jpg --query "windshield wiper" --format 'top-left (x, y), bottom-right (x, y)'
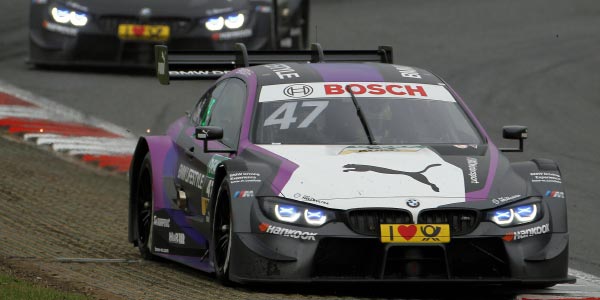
top-left (346, 85), bottom-right (376, 145)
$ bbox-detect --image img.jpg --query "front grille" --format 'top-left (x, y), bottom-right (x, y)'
top-left (345, 209), bottom-right (412, 236)
top-left (97, 16), bottom-right (194, 35)
top-left (418, 209), bottom-right (479, 236)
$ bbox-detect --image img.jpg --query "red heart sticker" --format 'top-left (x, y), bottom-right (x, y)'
top-left (133, 25), bottom-right (145, 36)
top-left (397, 225), bottom-right (417, 241)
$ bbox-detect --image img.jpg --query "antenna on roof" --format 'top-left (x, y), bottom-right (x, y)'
top-left (310, 43), bottom-right (325, 63)
top-left (234, 43), bottom-right (249, 67)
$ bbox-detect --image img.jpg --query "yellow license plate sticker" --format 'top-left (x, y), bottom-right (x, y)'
top-left (117, 24), bottom-right (170, 41)
top-left (380, 224), bottom-right (451, 243)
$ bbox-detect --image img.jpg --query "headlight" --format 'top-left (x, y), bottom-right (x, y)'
top-left (224, 13), bottom-right (245, 29)
top-left (487, 203), bottom-right (540, 227)
top-left (261, 198), bottom-right (335, 227)
top-left (205, 16), bottom-right (224, 31)
top-left (51, 6), bottom-right (88, 27)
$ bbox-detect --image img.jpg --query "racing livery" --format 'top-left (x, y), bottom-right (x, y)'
top-left (29, 0), bottom-right (308, 66)
top-left (128, 45), bottom-right (574, 286)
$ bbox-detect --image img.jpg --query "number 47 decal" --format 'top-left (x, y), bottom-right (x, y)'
top-left (264, 101), bottom-right (329, 130)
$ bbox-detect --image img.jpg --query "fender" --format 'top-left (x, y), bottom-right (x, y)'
top-left (511, 159), bottom-right (567, 233)
top-left (128, 136), bottom-right (177, 245)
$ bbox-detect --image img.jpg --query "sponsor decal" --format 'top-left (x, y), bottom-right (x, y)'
top-left (491, 194), bottom-right (521, 205)
top-left (42, 21), bottom-right (78, 36)
top-left (545, 190), bottom-right (565, 198)
top-left (153, 216), bottom-right (170, 228)
top-left (292, 193), bottom-right (329, 206)
top-left (169, 70), bottom-right (229, 77)
top-left (326, 83), bottom-right (427, 97)
top-left (343, 164), bottom-right (441, 192)
top-left (154, 247), bottom-right (169, 254)
top-left (503, 223), bottom-right (550, 242)
top-left (66, 1), bottom-right (88, 11)
top-left (259, 223), bottom-right (317, 241)
top-left (264, 64), bottom-right (300, 80)
top-left (393, 65), bottom-right (422, 79)
top-left (177, 164), bottom-right (204, 189)
top-left (406, 199), bottom-right (420, 208)
top-left (229, 172), bottom-right (261, 184)
top-left (211, 28), bottom-right (253, 41)
top-left (466, 157), bottom-right (479, 184)
top-left (206, 7), bottom-right (233, 15)
top-left (530, 172), bottom-right (562, 184)
top-left (168, 232), bottom-right (186, 245)
top-left (259, 82), bottom-right (455, 103)
top-left (233, 190), bottom-right (254, 198)
top-left (338, 145), bottom-right (423, 155)
top-left (380, 224), bottom-right (451, 243)
top-left (283, 84), bottom-right (314, 98)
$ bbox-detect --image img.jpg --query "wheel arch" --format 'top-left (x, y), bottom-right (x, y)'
top-left (128, 136), bottom-right (177, 245)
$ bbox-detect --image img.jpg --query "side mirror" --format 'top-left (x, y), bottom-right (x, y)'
top-left (194, 126), bottom-right (235, 154)
top-left (195, 126), bottom-right (223, 140)
top-left (500, 125), bottom-right (527, 152)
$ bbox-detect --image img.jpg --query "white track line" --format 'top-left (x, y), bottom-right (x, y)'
top-left (569, 268), bottom-right (600, 286)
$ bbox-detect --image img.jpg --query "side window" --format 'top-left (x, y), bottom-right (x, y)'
top-left (208, 78), bottom-right (247, 148)
top-left (191, 81), bottom-right (227, 125)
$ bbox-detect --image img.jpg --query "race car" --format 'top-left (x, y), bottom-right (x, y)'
top-left (29, 0), bottom-right (308, 67)
top-left (127, 44), bottom-right (574, 286)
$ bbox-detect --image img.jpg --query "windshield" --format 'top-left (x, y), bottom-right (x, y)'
top-left (253, 83), bottom-right (483, 145)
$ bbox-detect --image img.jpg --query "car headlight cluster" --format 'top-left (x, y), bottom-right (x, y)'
top-left (260, 197), bottom-right (336, 227)
top-left (487, 203), bottom-right (540, 227)
top-left (50, 6), bottom-right (88, 27)
top-left (205, 13), bottom-right (245, 31)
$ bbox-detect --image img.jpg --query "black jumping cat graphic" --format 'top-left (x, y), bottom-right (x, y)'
top-left (342, 163), bottom-right (441, 192)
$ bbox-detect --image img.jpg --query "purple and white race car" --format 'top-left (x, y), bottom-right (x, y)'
top-left (128, 44), bottom-right (574, 286)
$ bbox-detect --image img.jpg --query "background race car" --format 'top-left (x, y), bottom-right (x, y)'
top-left (29, 0), bottom-right (309, 67)
top-left (128, 44), bottom-right (573, 287)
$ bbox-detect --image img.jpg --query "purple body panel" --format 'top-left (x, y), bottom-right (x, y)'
top-left (445, 84), bottom-right (499, 201)
top-left (310, 63), bottom-right (385, 82)
top-left (230, 69), bottom-right (300, 195)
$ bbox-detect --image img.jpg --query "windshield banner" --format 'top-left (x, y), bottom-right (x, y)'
top-left (259, 82), bottom-right (455, 103)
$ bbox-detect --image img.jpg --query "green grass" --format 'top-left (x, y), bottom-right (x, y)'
top-left (0, 273), bottom-right (89, 300)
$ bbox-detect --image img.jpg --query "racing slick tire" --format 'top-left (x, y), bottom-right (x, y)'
top-left (135, 153), bottom-right (156, 260)
top-left (210, 180), bottom-right (234, 285)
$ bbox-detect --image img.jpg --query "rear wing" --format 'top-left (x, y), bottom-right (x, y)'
top-left (155, 43), bottom-right (393, 84)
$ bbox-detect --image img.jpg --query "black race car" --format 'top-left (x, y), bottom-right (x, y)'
top-left (29, 0), bottom-right (308, 66)
top-left (127, 44), bottom-right (574, 287)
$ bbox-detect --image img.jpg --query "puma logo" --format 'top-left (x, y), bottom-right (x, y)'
top-left (342, 163), bottom-right (441, 192)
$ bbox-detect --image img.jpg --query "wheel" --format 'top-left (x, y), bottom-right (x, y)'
top-left (210, 180), bottom-right (233, 285)
top-left (135, 153), bottom-right (155, 260)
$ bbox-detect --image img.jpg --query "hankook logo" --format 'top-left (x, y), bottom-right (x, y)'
top-left (406, 199), bottom-right (420, 208)
top-left (283, 84), bottom-right (314, 98)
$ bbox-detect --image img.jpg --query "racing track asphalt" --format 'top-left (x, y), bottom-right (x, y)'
top-left (0, 0), bottom-right (599, 293)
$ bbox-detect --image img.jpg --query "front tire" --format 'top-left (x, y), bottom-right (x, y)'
top-left (135, 153), bottom-right (155, 260)
top-left (210, 180), bottom-right (233, 285)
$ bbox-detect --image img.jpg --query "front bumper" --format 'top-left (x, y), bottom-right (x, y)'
top-left (228, 202), bottom-right (573, 284)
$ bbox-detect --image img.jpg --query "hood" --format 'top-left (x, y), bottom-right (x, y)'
top-left (256, 144), bottom-right (530, 218)
top-left (64, 0), bottom-right (251, 18)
